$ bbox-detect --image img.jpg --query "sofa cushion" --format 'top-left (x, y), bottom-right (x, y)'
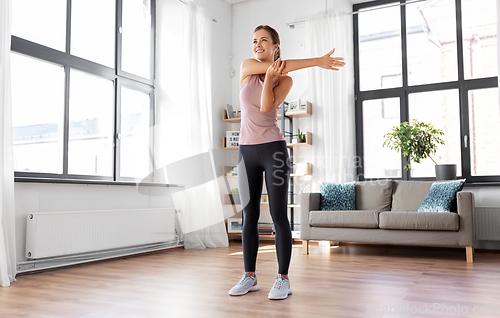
top-left (391, 181), bottom-right (433, 211)
top-left (309, 210), bottom-right (379, 229)
top-left (319, 182), bottom-right (356, 211)
top-left (355, 180), bottom-right (393, 211)
top-left (418, 179), bottom-right (466, 212)
top-left (379, 211), bottom-right (459, 231)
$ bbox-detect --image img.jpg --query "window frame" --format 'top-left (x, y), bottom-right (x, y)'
top-left (354, 0), bottom-right (499, 184)
top-left (11, 0), bottom-right (156, 183)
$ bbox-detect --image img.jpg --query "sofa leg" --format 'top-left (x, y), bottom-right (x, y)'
top-left (302, 240), bottom-right (309, 255)
top-left (466, 246), bottom-right (474, 263)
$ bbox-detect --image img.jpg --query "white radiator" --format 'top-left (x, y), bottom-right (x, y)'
top-left (475, 207), bottom-right (500, 241)
top-left (26, 208), bottom-right (177, 259)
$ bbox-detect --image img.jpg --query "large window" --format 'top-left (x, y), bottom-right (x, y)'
top-left (354, 0), bottom-right (498, 183)
top-left (11, 0), bottom-right (155, 182)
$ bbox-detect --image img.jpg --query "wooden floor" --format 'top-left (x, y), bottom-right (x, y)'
top-left (1, 241), bottom-right (500, 318)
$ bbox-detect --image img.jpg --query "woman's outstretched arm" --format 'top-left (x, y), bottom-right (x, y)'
top-left (240, 48), bottom-right (345, 86)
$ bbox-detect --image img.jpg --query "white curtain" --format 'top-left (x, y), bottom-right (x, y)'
top-left (0, 0), bottom-right (17, 287)
top-left (155, 0), bottom-right (228, 249)
top-left (306, 12), bottom-right (356, 188)
top-left (498, 0), bottom-right (500, 105)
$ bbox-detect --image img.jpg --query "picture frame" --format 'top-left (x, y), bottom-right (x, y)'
top-left (227, 218), bottom-right (243, 233)
top-left (288, 99), bottom-right (301, 111)
top-left (226, 104), bottom-right (234, 119)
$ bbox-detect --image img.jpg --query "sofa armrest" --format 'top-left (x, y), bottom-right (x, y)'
top-left (457, 191), bottom-right (475, 247)
top-left (299, 192), bottom-right (321, 240)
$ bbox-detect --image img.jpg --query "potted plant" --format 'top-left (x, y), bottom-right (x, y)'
top-left (297, 129), bottom-right (306, 143)
top-left (383, 119), bottom-right (456, 180)
top-left (230, 187), bottom-right (240, 205)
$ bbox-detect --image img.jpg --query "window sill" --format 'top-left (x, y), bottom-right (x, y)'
top-left (14, 177), bottom-right (183, 188)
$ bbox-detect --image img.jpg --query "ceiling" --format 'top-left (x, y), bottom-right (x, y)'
top-left (225, 0), bottom-right (374, 3)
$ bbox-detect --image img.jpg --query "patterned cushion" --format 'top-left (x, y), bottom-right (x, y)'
top-left (319, 182), bottom-right (356, 211)
top-left (417, 179), bottom-right (466, 213)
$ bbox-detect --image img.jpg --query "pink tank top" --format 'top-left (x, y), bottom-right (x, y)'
top-left (239, 74), bottom-right (286, 145)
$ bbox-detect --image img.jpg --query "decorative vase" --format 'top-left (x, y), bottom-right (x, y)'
top-left (435, 164), bottom-right (457, 181)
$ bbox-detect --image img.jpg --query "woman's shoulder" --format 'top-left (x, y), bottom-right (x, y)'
top-left (241, 58), bottom-right (260, 67)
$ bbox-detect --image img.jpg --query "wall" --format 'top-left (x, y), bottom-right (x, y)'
top-left (14, 0), bottom-right (234, 265)
top-left (13, 0), bottom-right (500, 265)
top-left (230, 0), bottom-right (500, 242)
top-left (231, 0), bottom-right (353, 106)
top-left (14, 182), bottom-right (174, 264)
top-left (229, 0), bottom-right (354, 224)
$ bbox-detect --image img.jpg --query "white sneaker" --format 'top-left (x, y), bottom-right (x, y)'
top-left (228, 272), bottom-right (260, 296)
top-left (268, 274), bottom-right (292, 300)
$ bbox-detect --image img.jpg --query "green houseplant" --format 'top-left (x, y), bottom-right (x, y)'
top-left (383, 120), bottom-right (455, 180)
top-left (297, 129), bottom-right (306, 143)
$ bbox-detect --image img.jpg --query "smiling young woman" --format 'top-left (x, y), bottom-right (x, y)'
top-left (228, 24), bottom-right (345, 300)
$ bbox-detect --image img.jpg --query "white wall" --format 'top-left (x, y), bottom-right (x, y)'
top-left (229, 0), bottom-right (500, 228)
top-left (14, 182), bottom-right (174, 263)
top-left (13, 0), bottom-right (500, 264)
top-left (231, 0), bottom-right (353, 107)
top-left (14, 0), bottom-right (235, 264)
top-left (228, 0), bottom-right (354, 224)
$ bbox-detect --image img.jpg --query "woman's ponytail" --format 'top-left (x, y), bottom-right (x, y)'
top-left (274, 46), bottom-right (281, 61)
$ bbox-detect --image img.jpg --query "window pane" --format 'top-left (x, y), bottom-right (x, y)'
top-left (68, 70), bottom-right (114, 176)
top-left (359, 5), bottom-right (402, 91)
top-left (363, 98), bottom-right (401, 178)
top-left (122, 0), bottom-right (152, 79)
top-left (406, 0), bottom-right (458, 86)
top-left (11, 53), bottom-right (65, 173)
top-left (409, 89), bottom-right (461, 178)
top-left (71, 0), bottom-right (115, 67)
top-left (120, 87), bottom-right (151, 178)
top-left (462, 0), bottom-right (498, 80)
top-left (468, 88), bottom-right (500, 176)
top-left (12, 0), bottom-right (66, 51)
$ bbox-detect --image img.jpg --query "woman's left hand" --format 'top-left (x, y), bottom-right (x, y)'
top-left (266, 58), bottom-right (287, 77)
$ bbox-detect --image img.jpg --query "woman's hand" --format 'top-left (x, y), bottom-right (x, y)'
top-left (266, 58), bottom-right (287, 77)
top-left (317, 48), bottom-right (346, 71)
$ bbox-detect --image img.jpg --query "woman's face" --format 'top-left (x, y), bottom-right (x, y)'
top-left (252, 29), bottom-right (278, 61)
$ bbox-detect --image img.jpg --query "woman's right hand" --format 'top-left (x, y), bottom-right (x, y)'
top-left (266, 58), bottom-right (287, 77)
top-left (317, 48), bottom-right (346, 71)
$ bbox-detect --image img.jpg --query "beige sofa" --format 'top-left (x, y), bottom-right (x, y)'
top-left (299, 180), bottom-right (475, 262)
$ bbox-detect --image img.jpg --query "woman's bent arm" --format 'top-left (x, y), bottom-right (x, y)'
top-left (260, 59), bottom-right (293, 113)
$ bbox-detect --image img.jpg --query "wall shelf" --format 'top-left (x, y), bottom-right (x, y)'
top-left (223, 109), bottom-right (241, 123)
top-left (287, 132), bottom-right (312, 147)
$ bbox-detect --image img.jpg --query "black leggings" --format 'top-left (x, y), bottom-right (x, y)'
top-left (237, 140), bottom-right (292, 275)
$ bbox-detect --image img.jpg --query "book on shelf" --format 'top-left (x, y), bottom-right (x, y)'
top-left (258, 226), bottom-right (274, 235)
top-left (226, 166), bottom-right (238, 176)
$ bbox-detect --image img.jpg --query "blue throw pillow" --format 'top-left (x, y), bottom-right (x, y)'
top-left (418, 179), bottom-right (466, 213)
top-left (319, 181), bottom-right (356, 211)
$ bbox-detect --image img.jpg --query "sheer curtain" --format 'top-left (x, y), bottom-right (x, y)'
top-left (0, 0), bottom-right (17, 287)
top-left (155, 0), bottom-right (228, 249)
top-left (306, 12), bottom-right (356, 188)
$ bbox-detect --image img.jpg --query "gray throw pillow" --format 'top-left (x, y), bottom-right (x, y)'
top-left (320, 181), bottom-right (356, 211)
